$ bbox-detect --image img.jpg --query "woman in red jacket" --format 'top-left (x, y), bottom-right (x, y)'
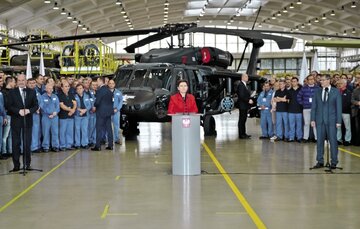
top-left (168, 80), bottom-right (198, 114)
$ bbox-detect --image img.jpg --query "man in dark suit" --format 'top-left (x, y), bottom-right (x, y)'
top-left (311, 74), bottom-right (342, 169)
top-left (92, 76), bottom-right (114, 151)
top-left (7, 74), bottom-right (39, 171)
top-left (236, 73), bottom-right (254, 139)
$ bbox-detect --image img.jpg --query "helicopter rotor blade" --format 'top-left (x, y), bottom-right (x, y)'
top-left (0, 29), bottom-right (160, 47)
top-left (183, 27), bottom-right (295, 49)
top-left (124, 33), bottom-right (172, 53)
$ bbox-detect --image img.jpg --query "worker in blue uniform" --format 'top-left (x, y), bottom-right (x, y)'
top-left (257, 81), bottom-right (274, 139)
top-left (74, 84), bottom-right (91, 148)
top-left (27, 78), bottom-right (42, 153)
top-left (58, 80), bottom-right (77, 151)
top-left (39, 82), bottom-right (60, 152)
top-left (108, 79), bottom-right (123, 144)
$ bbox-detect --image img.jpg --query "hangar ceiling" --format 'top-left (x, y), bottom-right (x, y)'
top-left (0, 0), bottom-right (359, 44)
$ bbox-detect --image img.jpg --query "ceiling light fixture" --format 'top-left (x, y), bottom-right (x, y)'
top-left (283, 7), bottom-right (288, 13)
top-left (82, 27), bottom-right (87, 31)
top-left (121, 8), bottom-right (126, 14)
top-left (164, 0), bottom-right (169, 6)
top-left (67, 13), bottom-right (72, 19)
top-left (72, 17), bottom-right (77, 23)
top-left (258, 23), bottom-right (262, 27)
top-left (314, 18), bottom-right (319, 22)
top-left (289, 3), bottom-right (294, 9)
top-left (271, 14), bottom-right (276, 19)
top-left (341, 5), bottom-right (345, 10)
top-left (351, 1), bottom-right (356, 8)
top-left (60, 8), bottom-right (66, 15)
top-left (295, 26), bottom-right (299, 31)
top-left (53, 2), bottom-right (59, 10)
top-left (44, 0), bottom-right (51, 3)
top-left (297, 0), bottom-right (302, 5)
top-left (301, 24), bottom-right (305, 28)
top-left (277, 11), bottom-right (281, 16)
top-left (343, 30), bottom-right (347, 35)
top-left (322, 14), bottom-right (326, 19)
top-left (330, 10), bottom-right (335, 16)
top-left (352, 28), bottom-right (356, 33)
top-left (78, 21), bottom-right (82, 27)
top-left (115, 0), bottom-right (121, 5)
top-left (307, 20), bottom-right (311, 25)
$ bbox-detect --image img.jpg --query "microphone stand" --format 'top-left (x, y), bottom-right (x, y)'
top-left (19, 89), bottom-right (42, 176)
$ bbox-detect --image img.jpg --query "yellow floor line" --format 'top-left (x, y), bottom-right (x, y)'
top-left (339, 147), bottom-right (360, 158)
top-left (101, 204), bottom-right (110, 219)
top-left (0, 150), bottom-right (80, 213)
top-left (107, 213), bottom-right (138, 216)
top-left (215, 212), bottom-right (248, 215)
top-left (202, 143), bottom-right (267, 229)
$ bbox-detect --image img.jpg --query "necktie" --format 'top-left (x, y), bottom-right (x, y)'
top-left (21, 88), bottom-right (25, 104)
top-left (323, 87), bottom-right (328, 102)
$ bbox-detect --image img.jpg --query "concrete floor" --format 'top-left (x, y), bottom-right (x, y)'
top-left (0, 111), bottom-right (360, 229)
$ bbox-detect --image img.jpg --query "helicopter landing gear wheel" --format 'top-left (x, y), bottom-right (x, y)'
top-left (203, 115), bottom-right (217, 136)
top-left (123, 119), bottom-right (139, 139)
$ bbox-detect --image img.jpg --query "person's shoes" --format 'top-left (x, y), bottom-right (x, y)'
top-left (74, 146), bottom-right (80, 149)
top-left (313, 163), bottom-right (324, 169)
top-left (115, 141), bottom-right (122, 145)
top-left (302, 139), bottom-right (309, 143)
top-left (100, 140), bottom-right (106, 145)
top-left (51, 148), bottom-right (60, 152)
top-left (259, 136), bottom-right (268, 139)
top-left (81, 145), bottom-right (89, 149)
top-left (0, 155), bottom-right (6, 160)
top-left (60, 148), bottom-right (67, 151)
top-left (337, 141), bottom-right (343, 145)
top-left (91, 147), bottom-right (101, 151)
top-left (88, 143), bottom-right (95, 147)
top-left (287, 139), bottom-right (294, 142)
top-left (67, 147), bottom-right (75, 150)
top-left (10, 166), bottom-right (20, 172)
top-left (343, 141), bottom-right (350, 146)
top-left (105, 146), bottom-right (113, 150)
top-left (43, 149), bottom-right (49, 153)
top-left (25, 166), bottom-right (33, 171)
top-left (296, 139), bottom-right (302, 143)
top-left (245, 134), bottom-right (251, 138)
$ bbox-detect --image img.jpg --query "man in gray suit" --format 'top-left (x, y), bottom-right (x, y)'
top-left (311, 74), bottom-right (342, 169)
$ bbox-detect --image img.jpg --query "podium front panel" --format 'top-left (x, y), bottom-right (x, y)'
top-left (171, 114), bottom-right (201, 175)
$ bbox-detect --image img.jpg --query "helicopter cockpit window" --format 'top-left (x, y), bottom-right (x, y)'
top-left (129, 69), bottom-right (147, 87)
top-left (145, 68), bottom-right (171, 90)
top-left (115, 69), bottom-right (133, 88)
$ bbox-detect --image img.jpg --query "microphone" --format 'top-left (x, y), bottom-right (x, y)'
top-left (325, 87), bottom-right (329, 92)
